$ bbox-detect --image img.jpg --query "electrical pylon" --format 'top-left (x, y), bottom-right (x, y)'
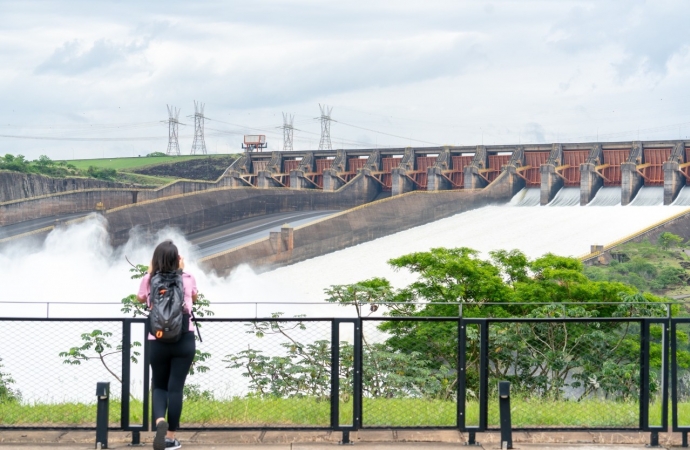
top-left (190, 100), bottom-right (207, 155)
top-left (281, 112), bottom-right (294, 152)
top-left (165, 105), bottom-right (181, 156)
top-left (318, 104), bottom-right (333, 151)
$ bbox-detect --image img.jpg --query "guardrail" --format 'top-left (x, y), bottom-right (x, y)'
top-left (3, 311), bottom-right (690, 446)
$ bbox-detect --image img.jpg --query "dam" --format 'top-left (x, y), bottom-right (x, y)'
top-left (2, 138), bottom-right (690, 279)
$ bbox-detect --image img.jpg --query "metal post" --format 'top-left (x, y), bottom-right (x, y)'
top-left (353, 319), bottom-right (362, 430)
top-left (498, 381), bottom-right (513, 449)
top-left (330, 321), bottom-right (340, 430)
top-left (467, 431), bottom-right (477, 445)
top-left (682, 431), bottom-right (688, 447)
top-left (649, 430), bottom-right (659, 447)
top-left (341, 430), bottom-right (351, 445)
top-left (96, 382), bottom-right (110, 449)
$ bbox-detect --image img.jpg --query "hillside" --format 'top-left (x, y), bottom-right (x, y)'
top-left (584, 233), bottom-right (690, 298)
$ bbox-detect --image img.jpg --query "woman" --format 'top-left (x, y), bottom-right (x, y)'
top-left (137, 240), bottom-right (198, 450)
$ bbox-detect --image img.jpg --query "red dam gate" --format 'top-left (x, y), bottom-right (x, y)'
top-left (561, 150), bottom-right (589, 186)
top-left (523, 152), bottom-right (549, 187)
top-left (450, 155), bottom-right (473, 188)
top-left (642, 148), bottom-right (670, 186)
top-left (601, 149), bottom-right (630, 186)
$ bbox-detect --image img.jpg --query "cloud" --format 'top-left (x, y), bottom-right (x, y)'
top-left (35, 38), bottom-right (149, 75)
top-left (523, 123), bottom-right (546, 144)
top-left (547, 1), bottom-right (690, 79)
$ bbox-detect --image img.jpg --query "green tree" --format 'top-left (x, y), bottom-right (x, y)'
top-left (0, 357), bottom-right (21, 403)
top-left (659, 232), bottom-right (684, 250)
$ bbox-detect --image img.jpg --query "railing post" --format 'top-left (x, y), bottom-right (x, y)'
top-left (498, 381), bottom-right (513, 449)
top-left (330, 320), bottom-right (340, 433)
top-left (95, 382), bottom-right (110, 449)
top-left (121, 320), bottom-right (131, 432)
top-left (353, 318), bottom-right (362, 431)
top-left (649, 430), bottom-right (659, 447)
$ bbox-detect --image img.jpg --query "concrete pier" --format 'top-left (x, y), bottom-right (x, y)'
top-left (664, 142), bottom-right (686, 205)
top-left (621, 142), bottom-right (644, 206)
top-left (463, 145), bottom-right (489, 189)
top-left (540, 144), bottom-right (564, 205)
top-left (580, 145), bottom-right (604, 205)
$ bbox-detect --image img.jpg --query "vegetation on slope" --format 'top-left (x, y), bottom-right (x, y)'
top-left (584, 232), bottom-right (690, 298)
top-left (1, 152), bottom-right (238, 186)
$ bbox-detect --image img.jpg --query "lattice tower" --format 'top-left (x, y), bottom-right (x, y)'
top-left (165, 105), bottom-right (181, 156)
top-left (318, 104), bottom-right (333, 151)
top-left (282, 112), bottom-right (294, 152)
top-left (190, 100), bottom-right (207, 155)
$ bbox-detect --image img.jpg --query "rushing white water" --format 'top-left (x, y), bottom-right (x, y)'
top-left (588, 187), bottom-right (622, 206)
top-left (509, 187), bottom-right (540, 206)
top-left (630, 187), bottom-right (664, 206)
top-left (674, 186), bottom-right (690, 206)
top-left (548, 187), bottom-right (580, 207)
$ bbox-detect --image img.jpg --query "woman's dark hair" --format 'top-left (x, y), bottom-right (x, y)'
top-left (150, 240), bottom-right (180, 274)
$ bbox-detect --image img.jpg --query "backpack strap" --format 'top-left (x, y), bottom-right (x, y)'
top-left (191, 310), bottom-right (203, 342)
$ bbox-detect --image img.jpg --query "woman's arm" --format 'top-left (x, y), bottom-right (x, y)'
top-left (136, 273), bottom-right (150, 305)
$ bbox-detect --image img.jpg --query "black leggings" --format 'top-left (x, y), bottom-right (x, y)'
top-left (150, 332), bottom-right (196, 431)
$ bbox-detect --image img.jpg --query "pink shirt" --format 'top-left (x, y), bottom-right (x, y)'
top-left (138, 272), bottom-right (198, 336)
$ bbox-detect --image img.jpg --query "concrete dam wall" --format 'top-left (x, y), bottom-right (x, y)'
top-left (0, 174), bottom-right (238, 226)
top-left (0, 171), bottom-right (141, 203)
top-left (104, 170), bottom-right (382, 246)
top-left (199, 169), bottom-right (520, 276)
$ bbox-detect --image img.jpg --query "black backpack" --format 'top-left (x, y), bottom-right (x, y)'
top-left (148, 271), bottom-right (187, 343)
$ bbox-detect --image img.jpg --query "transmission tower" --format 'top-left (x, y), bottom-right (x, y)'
top-left (318, 104), bottom-right (333, 151)
top-left (281, 112), bottom-right (294, 152)
top-left (190, 100), bottom-right (207, 155)
top-left (165, 105), bottom-right (181, 156)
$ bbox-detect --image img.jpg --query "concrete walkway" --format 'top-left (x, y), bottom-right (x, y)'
top-left (1, 430), bottom-right (690, 449)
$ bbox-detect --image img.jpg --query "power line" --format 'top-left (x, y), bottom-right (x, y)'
top-left (334, 120), bottom-right (442, 146)
top-left (0, 134), bottom-right (166, 142)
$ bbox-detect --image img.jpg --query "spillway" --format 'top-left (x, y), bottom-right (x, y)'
top-left (246, 192), bottom-right (689, 316)
top-left (674, 186), bottom-right (690, 206)
top-left (548, 187), bottom-right (580, 206)
top-left (588, 187), bottom-right (621, 206)
top-left (509, 188), bottom-right (540, 206)
top-left (630, 187), bottom-right (664, 206)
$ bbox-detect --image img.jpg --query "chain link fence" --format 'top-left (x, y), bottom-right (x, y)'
top-left (2, 314), bottom-right (687, 439)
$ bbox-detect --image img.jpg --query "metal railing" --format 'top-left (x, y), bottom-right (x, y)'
top-left (2, 313), bottom-right (690, 446)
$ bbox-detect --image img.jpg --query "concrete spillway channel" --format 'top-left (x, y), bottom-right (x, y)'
top-left (0, 210), bottom-right (338, 258)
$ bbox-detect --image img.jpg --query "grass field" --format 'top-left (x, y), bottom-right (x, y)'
top-left (63, 155), bottom-right (231, 171)
top-left (0, 397), bottom-right (674, 428)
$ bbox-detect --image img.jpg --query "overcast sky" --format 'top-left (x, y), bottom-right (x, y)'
top-left (1, 0), bottom-right (689, 160)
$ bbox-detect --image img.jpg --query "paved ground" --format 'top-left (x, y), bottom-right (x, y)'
top-left (1, 430), bottom-right (690, 449)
